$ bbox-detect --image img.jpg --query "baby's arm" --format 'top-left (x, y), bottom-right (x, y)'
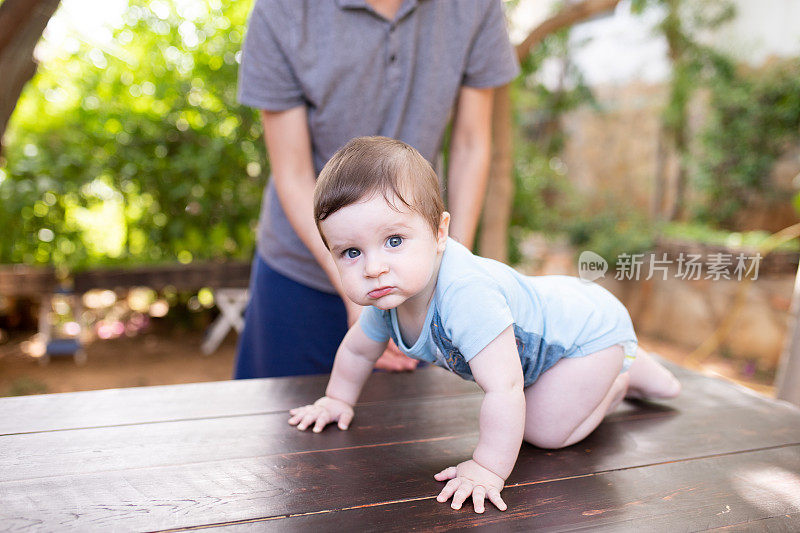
top-left (289, 323), bottom-right (387, 432)
top-left (435, 325), bottom-right (525, 512)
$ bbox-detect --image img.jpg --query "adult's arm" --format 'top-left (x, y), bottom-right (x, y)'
top-left (446, 85), bottom-right (495, 249)
top-left (260, 107), bottom-right (361, 323)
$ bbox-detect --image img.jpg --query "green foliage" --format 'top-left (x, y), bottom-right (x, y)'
top-left (560, 201), bottom-right (656, 266)
top-left (509, 29), bottom-right (597, 263)
top-left (0, 0), bottom-right (264, 269)
top-left (510, 141), bottom-right (567, 235)
top-left (5, 377), bottom-right (49, 397)
top-left (515, 29), bottom-right (597, 152)
top-left (662, 221), bottom-right (800, 252)
top-left (658, 0), bottom-right (736, 138)
top-left (693, 59), bottom-right (800, 225)
top-left (510, 26), bottom-right (656, 266)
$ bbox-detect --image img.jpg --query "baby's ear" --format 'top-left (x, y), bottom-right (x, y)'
top-left (437, 212), bottom-right (451, 251)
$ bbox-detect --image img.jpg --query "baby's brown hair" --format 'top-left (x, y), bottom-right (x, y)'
top-left (314, 136), bottom-right (445, 248)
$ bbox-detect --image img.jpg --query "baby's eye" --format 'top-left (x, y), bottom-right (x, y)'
top-left (387, 236), bottom-right (403, 248)
top-left (344, 248), bottom-right (361, 259)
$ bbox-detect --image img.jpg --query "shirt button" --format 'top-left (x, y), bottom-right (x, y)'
top-left (390, 54), bottom-right (397, 62)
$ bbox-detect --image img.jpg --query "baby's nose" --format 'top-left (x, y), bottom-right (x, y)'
top-left (364, 257), bottom-right (389, 277)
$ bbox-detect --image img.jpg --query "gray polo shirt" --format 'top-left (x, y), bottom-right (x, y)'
top-left (238, 0), bottom-right (519, 293)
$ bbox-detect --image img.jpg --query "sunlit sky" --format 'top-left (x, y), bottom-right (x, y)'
top-left (36, 0), bottom-right (127, 62)
top-left (37, 0), bottom-right (800, 87)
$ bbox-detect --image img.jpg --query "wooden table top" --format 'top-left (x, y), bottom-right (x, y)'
top-left (2, 361), bottom-right (800, 532)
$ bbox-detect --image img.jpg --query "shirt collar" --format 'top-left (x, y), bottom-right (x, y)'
top-left (335, 0), bottom-right (366, 8)
top-left (335, 0), bottom-right (420, 22)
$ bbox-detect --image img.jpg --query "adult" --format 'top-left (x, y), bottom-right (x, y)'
top-left (234, 0), bottom-right (519, 379)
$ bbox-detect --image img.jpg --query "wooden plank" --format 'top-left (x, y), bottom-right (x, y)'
top-left (707, 513), bottom-right (800, 532)
top-left (0, 366), bottom-right (480, 434)
top-left (2, 440), bottom-right (798, 532)
top-left (0, 264), bottom-right (56, 296)
top-left (0, 358), bottom-right (702, 435)
top-left (1, 394), bottom-right (481, 482)
top-left (193, 446), bottom-right (800, 533)
top-left (0, 434), bottom-right (476, 532)
top-left (72, 261), bottom-right (252, 292)
top-left (2, 360), bottom-right (796, 532)
top-left (2, 361), bottom-right (797, 481)
top-left (2, 383), bottom-right (800, 483)
top-left (2, 376), bottom-right (799, 532)
top-left (0, 354), bottom-right (707, 436)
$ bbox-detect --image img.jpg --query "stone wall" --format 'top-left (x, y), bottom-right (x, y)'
top-left (598, 239), bottom-right (797, 372)
top-left (516, 79), bottom-right (800, 369)
top-left (555, 81), bottom-right (800, 230)
top-left (559, 82), bottom-right (671, 213)
top-left (600, 272), bottom-right (793, 372)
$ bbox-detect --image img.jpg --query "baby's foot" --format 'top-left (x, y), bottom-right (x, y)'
top-left (625, 351), bottom-right (682, 400)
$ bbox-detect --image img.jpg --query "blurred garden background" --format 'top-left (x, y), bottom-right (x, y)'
top-left (0, 0), bottom-right (798, 398)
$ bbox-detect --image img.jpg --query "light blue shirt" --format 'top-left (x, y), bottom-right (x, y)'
top-left (358, 238), bottom-right (637, 386)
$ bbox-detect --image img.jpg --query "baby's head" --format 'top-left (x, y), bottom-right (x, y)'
top-left (314, 136), bottom-right (450, 309)
top-left (314, 136), bottom-right (446, 247)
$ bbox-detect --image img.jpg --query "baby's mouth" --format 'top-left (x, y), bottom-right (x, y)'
top-left (368, 286), bottom-right (395, 299)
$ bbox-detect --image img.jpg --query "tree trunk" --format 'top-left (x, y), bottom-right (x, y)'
top-left (652, 125), bottom-right (668, 220)
top-left (660, 0), bottom-right (689, 221)
top-left (481, 0), bottom-right (622, 263)
top-left (0, 0), bottom-right (61, 156)
top-left (666, 121), bottom-right (688, 220)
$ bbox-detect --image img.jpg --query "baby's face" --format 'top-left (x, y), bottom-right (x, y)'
top-left (320, 194), bottom-right (447, 311)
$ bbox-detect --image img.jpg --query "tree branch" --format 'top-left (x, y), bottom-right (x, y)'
top-left (516, 0), bottom-right (622, 62)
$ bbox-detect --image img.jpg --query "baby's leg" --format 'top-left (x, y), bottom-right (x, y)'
top-left (523, 345), bottom-right (630, 449)
top-left (625, 347), bottom-right (682, 400)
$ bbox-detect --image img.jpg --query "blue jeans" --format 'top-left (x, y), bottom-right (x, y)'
top-left (234, 254), bottom-right (348, 379)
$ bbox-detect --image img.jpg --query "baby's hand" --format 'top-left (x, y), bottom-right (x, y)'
top-left (288, 396), bottom-right (354, 433)
top-left (434, 459), bottom-right (507, 513)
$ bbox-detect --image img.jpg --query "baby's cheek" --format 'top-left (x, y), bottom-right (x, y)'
top-left (344, 285), bottom-right (363, 303)
top-left (338, 275), bottom-right (359, 297)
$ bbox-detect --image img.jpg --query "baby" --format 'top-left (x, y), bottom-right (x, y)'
top-left (289, 136), bottom-right (681, 514)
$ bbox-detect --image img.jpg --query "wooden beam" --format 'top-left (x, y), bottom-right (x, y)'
top-left (72, 261), bottom-right (252, 292)
top-left (776, 261), bottom-right (800, 406)
top-left (479, 84), bottom-right (513, 261)
top-left (0, 264), bottom-right (56, 296)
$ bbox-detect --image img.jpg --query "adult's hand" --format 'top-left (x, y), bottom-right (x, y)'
top-left (344, 304), bottom-right (415, 372)
top-left (374, 340), bottom-right (418, 372)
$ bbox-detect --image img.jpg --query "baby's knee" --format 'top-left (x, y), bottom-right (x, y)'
top-left (523, 426), bottom-right (570, 450)
top-left (616, 370), bottom-right (631, 397)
